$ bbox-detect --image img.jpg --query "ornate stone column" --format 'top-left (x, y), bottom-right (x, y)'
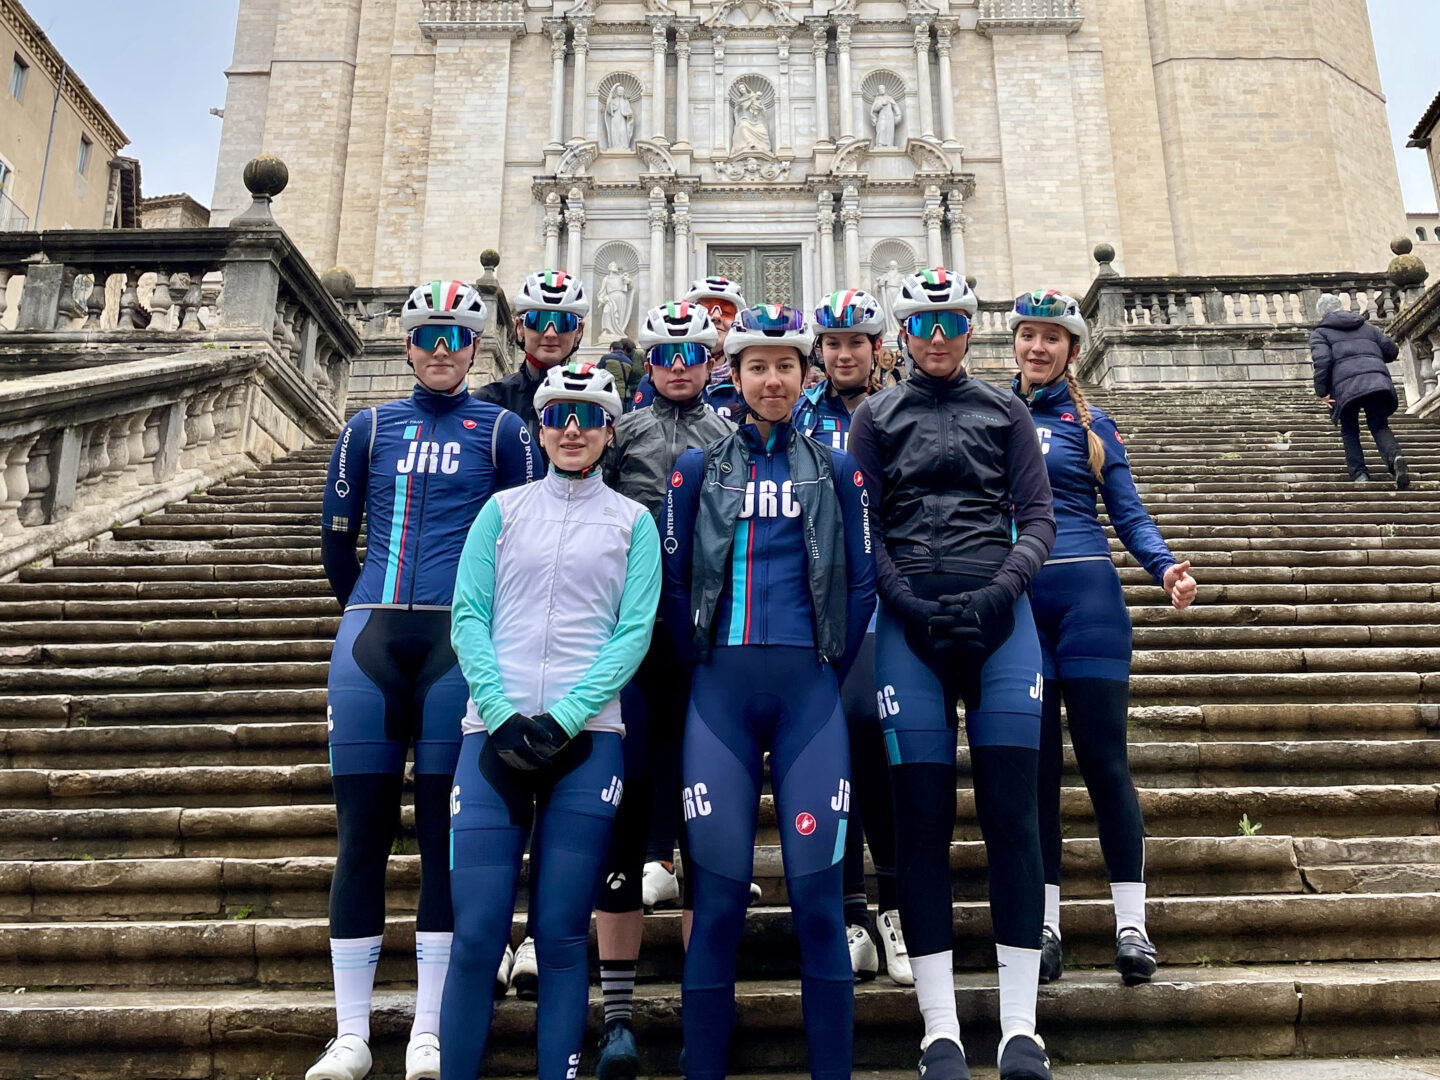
top-left (569, 20), bottom-right (590, 144)
top-left (673, 192), bottom-right (692, 297)
top-left (650, 17), bottom-right (671, 143)
top-left (811, 28), bottom-right (831, 146)
top-left (912, 19), bottom-right (935, 140)
top-left (834, 17), bottom-right (856, 141)
top-left (544, 192), bottom-right (563, 268)
top-left (675, 29), bottom-right (693, 148)
top-left (566, 186), bottom-right (586, 273)
top-left (777, 31), bottom-right (793, 153)
top-left (712, 30), bottom-right (729, 155)
top-left (946, 188), bottom-right (967, 275)
top-left (816, 191), bottom-right (837, 295)
top-left (648, 187), bottom-right (669, 308)
top-left (547, 23), bottom-right (568, 147)
top-left (922, 186), bottom-right (944, 266)
top-left (841, 185), bottom-right (862, 286)
top-left (935, 21), bottom-right (957, 145)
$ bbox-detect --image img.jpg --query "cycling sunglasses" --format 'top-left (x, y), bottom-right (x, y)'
top-left (736, 305), bottom-right (806, 334)
top-left (523, 310), bottom-right (581, 334)
top-left (540, 401), bottom-right (612, 430)
top-left (707, 300), bottom-right (739, 326)
top-left (1013, 291), bottom-right (1074, 319)
top-left (648, 342), bottom-right (711, 369)
top-left (408, 325), bottom-right (477, 352)
top-left (904, 310), bottom-right (970, 339)
top-left (816, 304), bottom-right (870, 329)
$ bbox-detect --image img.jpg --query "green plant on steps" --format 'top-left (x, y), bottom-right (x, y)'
top-left (1238, 813), bottom-right (1263, 836)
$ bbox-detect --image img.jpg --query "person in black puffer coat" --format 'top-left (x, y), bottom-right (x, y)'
top-left (1308, 293), bottom-right (1409, 489)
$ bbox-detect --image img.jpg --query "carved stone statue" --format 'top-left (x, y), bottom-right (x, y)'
top-left (731, 83), bottom-right (772, 155)
top-left (870, 84), bottom-right (902, 148)
top-left (598, 262), bottom-right (635, 337)
top-left (874, 259), bottom-right (905, 337)
top-left (605, 86), bottom-right (635, 150)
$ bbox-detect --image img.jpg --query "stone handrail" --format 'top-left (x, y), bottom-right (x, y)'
top-left (1385, 279), bottom-right (1440, 416)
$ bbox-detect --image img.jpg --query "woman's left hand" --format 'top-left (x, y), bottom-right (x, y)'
top-left (1163, 560), bottom-right (1197, 610)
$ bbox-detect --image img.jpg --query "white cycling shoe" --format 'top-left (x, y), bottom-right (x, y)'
top-left (511, 936), bottom-right (539, 1000)
top-left (879, 909), bottom-right (914, 986)
top-left (847, 923), bottom-right (879, 981)
top-left (305, 1033), bottom-right (372, 1080)
top-left (405, 1032), bottom-right (441, 1080)
top-left (642, 860), bottom-right (680, 909)
top-left (494, 942), bottom-right (514, 999)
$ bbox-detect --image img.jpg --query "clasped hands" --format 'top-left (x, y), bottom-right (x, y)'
top-left (491, 711), bottom-right (570, 771)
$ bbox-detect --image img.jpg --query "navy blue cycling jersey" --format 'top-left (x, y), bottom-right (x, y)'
top-left (322, 384), bottom-right (537, 609)
top-left (662, 424), bottom-right (874, 660)
top-left (792, 380), bottom-right (863, 451)
top-left (633, 373), bottom-right (745, 420)
top-left (1018, 378), bottom-right (1174, 584)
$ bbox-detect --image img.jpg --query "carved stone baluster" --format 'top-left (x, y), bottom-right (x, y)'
top-left (83, 273), bottom-right (106, 328)
top-left (82, 421), bottom-right (110, 490)
top-left (0, 269), bottom-right (10, 325)
top-left (182, 396), bottom-right (205, 468)
top-left (20, 434), bottom-right (52, 526)
top-left (118, 271), bottom-right (142, 330)
top-left (142, 411), bottom-right (163, 470)
top-left (103, 418), bottom-right (131, 484)
top-left (123, 412), bottom-right (149, 488)
top-left (0, 434), bottom-right (39, 536)
top-left (180, 269), bottom-right (206, 330)
top-left (147, 270), bottom-right (173, 330)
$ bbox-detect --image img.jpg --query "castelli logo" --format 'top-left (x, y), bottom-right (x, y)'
top-left (853, 470), bottom-right (865, 488)
top-left (634, 391), bottom-right (644, 404)
top-left (795, 812), bottom-right (817, 836)
top-left (671, 471), bottom-right (684, 487)
top-left (1115, 432), bottom-right (1125, 444)
top-left (462, 418), bottom-right (477, 429)
top-left (1060, 412), bottom-right (1075, 423)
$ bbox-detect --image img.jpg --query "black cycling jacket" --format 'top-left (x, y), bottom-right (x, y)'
top-left (474, 362), bottom-right (545, 444)
top-left (847, 368), bottom-right (1056, 613)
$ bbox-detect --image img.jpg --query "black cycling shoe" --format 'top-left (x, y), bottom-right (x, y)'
top-left (916, 1035), bottom-right (970, 1080)
top-left (1038, 926), bottom-right (1062, 984)
top-left (998, 1033), bottom-right (1051, 1080)
top-left (1393, 455), bottom-right (1410, 491)
top-left (595, 1019), bottom-right (639, 1080)
top-left (1115, 928), bottom-right (1158, 986)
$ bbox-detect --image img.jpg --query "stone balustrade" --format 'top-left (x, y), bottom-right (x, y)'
top-left (976, 0), bottom-right (1084, 32)
top-left (419, 0), bottom-right (526, 35)
top-left (1386, 280), bottom-right (1440, 418)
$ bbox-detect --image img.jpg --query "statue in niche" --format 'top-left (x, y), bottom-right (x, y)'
top-left (874, 259), bottom-right (905, 337)
top-left (730, 83), bottom-right (773, 155)
top-left (870, 84), bottom-right (903, 148)
top-left (604, 86), bottom-right (635, 150)
top-left (598, 262), bottom-right (635, 337)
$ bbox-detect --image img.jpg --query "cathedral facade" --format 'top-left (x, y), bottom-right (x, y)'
top-left (211, 0), bottom-right (1406, 342)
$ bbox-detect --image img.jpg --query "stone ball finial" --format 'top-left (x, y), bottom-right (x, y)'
top-left (243, 154), bottom-right (289, 199)
top-left (1391, 235), bottom-right (1414, 257)
top-left (965, 275), bottom-right (977, 291)
top-left (1387, 251), bottom-right (1428, 288)
top-left (1094, 242), bottom-right (1118, 278)
top-left (480, 249), bottom-right (501, 270)
top-left (321, 266), bottom-right (356, 300)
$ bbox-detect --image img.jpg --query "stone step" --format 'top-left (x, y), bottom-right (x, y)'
top-left (1, 723), bottom-right (325, 769)
top-left (0, 597), bottom-right (338, 622)
top-left (4, 785), bottom-right (1434, 861)
top-left (0, 662), bottom-right (329, 694)
top-left (1131, 625), bottom-right (1440, 649)
top-left (1131, 602), bottom-right (1440, 626)
top-left (2, 639), bottom-right (333, 668)
top-left (0, 617), bottom-right (340, 645)
top-left (2, 892), bottom-right (1438, 991)
top-left (0, 579), bottom-right (336, 602)
top-left (56, 546), bottom-right (322, 566)
top-left (6, 962), bottom-right (1439, 1078)
top-left (1127, 702), bottom-right (1440, 740)
top-left (19, 564), bottom-right (329, 583)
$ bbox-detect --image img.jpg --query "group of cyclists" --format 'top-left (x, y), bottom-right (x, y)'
top-left (309, 264), bottom-right (1198, 1080)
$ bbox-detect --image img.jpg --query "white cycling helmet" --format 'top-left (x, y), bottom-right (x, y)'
top-left (891, 267), bottom-right (978, 322)
top-left (813, 289), bottom-right (885, 337)
top-left (637, 301), bottom-right (719, 352)
top-left (533, 360), bottom-right (623, 420)
top-left (684, 276), bottom-right (748, 312)
top-left (401, 280), bottom-right (489, 334)
top-left (514, 269), bottom-right (591, 317)
top-left (1007, 288), bottom-right (1088, 347)
top-left (723, 304), bottom-right (815, 360)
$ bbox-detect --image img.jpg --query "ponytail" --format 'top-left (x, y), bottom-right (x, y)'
top-left (1064, 369), bottom-right (1106, 484)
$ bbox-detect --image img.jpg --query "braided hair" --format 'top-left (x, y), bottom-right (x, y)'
top-left (1062, 366), bottom-right (1107, 485)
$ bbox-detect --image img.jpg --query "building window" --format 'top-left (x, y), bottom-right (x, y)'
top-left (0, 160), bottom-right (10, 194)
top-left (77, 136), bottom-right (92, 176)
top-left (1419, 227), bottom-right (1430, 242)
top-left (8, 55), bottom-right (27, 101)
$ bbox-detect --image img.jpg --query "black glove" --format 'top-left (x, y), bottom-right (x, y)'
top-left (928, 585), bottom-right (1014, 653)
top-left (889, 591), bottom-right (941, 634)
top-left (490, 712), bottom-right (570, 771)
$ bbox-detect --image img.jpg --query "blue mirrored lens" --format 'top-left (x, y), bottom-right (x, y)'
top-left (737, 306), bottom-right (805, 333)
top-left (1014, 295), bottom-right (1070, 318)
top-left (540, 401), bottom-right (611, 429)
top-left (524, 310), bottom-right (581, 334)
top-left (409, 325), bottom-right (475, 351)
top-left (816, 306), bottom-right (860, 328)
top-left (904, 311), bottom-right (970, 339)
top-left (647, 342), bottom-right (710, 368)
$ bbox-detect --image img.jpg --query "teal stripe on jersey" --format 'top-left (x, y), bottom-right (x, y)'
top-left (884, 730), bottom-right (901, 766)
top-left (381, 473), bottom-right (410, 601)
top-left (725, 520), bottom-right (752, 645)
top-left (830, 816), bottom-right (848, 867)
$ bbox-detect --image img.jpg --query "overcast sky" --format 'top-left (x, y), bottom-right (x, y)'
top-left (20, 0), bottom-right (1440, 213)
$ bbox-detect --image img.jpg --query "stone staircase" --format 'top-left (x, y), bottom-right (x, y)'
top-left (1, 386), bottom-right (1438, 1079)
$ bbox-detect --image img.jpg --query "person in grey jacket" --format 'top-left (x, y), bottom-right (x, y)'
top-left (1309, 293), bottom-right (1409, 489)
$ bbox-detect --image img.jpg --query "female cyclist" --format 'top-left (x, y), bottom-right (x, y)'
top-left (793, 289), bottom-right (910, 987)
top-left (1008, 289), bottom-right (1197, 987)
top-left (630, 277), bottom-right (746, 419)
top-left (662, 304), bottom-right (876, 1080)
top-left (848, 268), bottom-right (1056, 1080)
top-left (593, 302), bottom-right (734, 1080)
top-left (442, 362), bottom-right (661, 1080)
top-left (313, 281), bottom-right (537, 1080)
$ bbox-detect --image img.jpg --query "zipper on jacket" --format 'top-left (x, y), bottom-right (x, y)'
top-left (537, 477), bottom-right (578, 710)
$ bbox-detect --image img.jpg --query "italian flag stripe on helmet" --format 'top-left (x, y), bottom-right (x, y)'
top-left (922, 267), bottom-right (948, 286)
top-left (829, 289), bottom-right (857, 311)
top-left (430, 280), bottom-right (443, 312)
top-left (546, 270), bottom-right (568, 288)
top-left (444, 280), bottom-right (461, 310)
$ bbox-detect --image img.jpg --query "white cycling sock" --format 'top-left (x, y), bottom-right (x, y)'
top-left (911, 951), bottom-right (961, 1046)
top-left (330, 935), bottom-right (384, 1042)
top-left (413, 931), bottom-right (452, 1037)
top-left (1043, 884), bottom-right (1061, 937)
top-left (1111, 882), bottom-right (1147, 937)
top-left (996, 943), bottom-right (1040, 1049)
